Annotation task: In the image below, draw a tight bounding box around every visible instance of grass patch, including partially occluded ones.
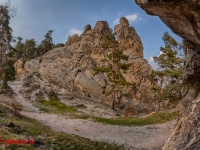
[0,115,54,137]
[0,103,124,150]
[6,144,36,150]
[92,112,179,126]
[35,96,77,114]
[49,134,123,150]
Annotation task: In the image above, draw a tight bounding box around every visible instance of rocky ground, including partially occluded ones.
[0,80,176,150]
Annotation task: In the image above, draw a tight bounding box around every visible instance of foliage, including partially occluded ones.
[11,30,55,68]
[23,39,37,59]
[93,29,135,109]
[54,43,64,48]
[150,32,184,111]
[37,30,54,55]
[0,2,16,91]
[12,37,24,61]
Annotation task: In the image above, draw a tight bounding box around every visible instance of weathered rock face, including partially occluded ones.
[163,94,200,150]
[17,17,154,113]
[135,0,200,46]
[135,0,200,149]
[115,17,143,58]
[14,59,24,78]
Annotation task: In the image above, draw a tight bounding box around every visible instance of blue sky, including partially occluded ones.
[1,0,182,69]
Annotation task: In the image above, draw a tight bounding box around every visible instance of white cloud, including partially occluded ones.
[113,18,119,25]
[149,57,154,62]
[160,51,164,55]
[113,13,142,25]
[125,13,139,22]
[148,57,159,69]
[69,28,82,35]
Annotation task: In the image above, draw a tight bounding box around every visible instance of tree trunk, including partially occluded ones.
[112,87,115,110]
[158,76,164,112]
[112,56,116,110]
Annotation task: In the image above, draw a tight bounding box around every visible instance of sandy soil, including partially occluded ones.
[1,80,176,150]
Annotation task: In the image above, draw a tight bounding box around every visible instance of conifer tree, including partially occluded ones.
[12,37,24,61]
[150,32,184,111]
[54,43,64,48]
[94,29,135,110]
[23,39,37,60]
[37,30,54,55]
[0,2,16,92]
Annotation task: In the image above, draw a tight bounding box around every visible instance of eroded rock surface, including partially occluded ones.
[15,17,154,113]
[163,94,200,150]
[135,0,200,46]
[135,0,200,149]
[16,17,154,113]
[115,17,143,58]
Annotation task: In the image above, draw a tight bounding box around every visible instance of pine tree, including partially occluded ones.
[12,37,24,61]
[93,29,135,110]
[23,39,37,60]
[0,2,16,91]
[37,30,54,55]
[54,43,64,48]
[150,32,184,111]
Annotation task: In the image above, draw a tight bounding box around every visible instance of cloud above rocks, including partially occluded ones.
[69,28,83,35]
[125,13,139,22]
[113,18,119,25]
[113,13,141,25]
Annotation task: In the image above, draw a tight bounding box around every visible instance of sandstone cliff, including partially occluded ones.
[16,17,154,114]
[135,0,200,149]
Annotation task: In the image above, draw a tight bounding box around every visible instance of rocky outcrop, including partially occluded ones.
[14,59,24,78]
[163,94,200,150]
[135,0,200,149]
[16,17,154,113]
[135,0,200,46]
[115,17,143,58]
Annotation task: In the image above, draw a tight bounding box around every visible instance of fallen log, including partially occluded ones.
[140,112,156,119]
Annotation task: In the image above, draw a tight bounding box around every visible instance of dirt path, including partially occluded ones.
[6,81,175,150]
[8,81,39,112]
[23,111,175,149]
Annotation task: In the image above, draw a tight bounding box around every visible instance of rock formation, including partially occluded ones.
[115,17,143,58]
[16,17,154,114]
[135,0,200,149]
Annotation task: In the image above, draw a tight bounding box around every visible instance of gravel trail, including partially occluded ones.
[4,81,175,150]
